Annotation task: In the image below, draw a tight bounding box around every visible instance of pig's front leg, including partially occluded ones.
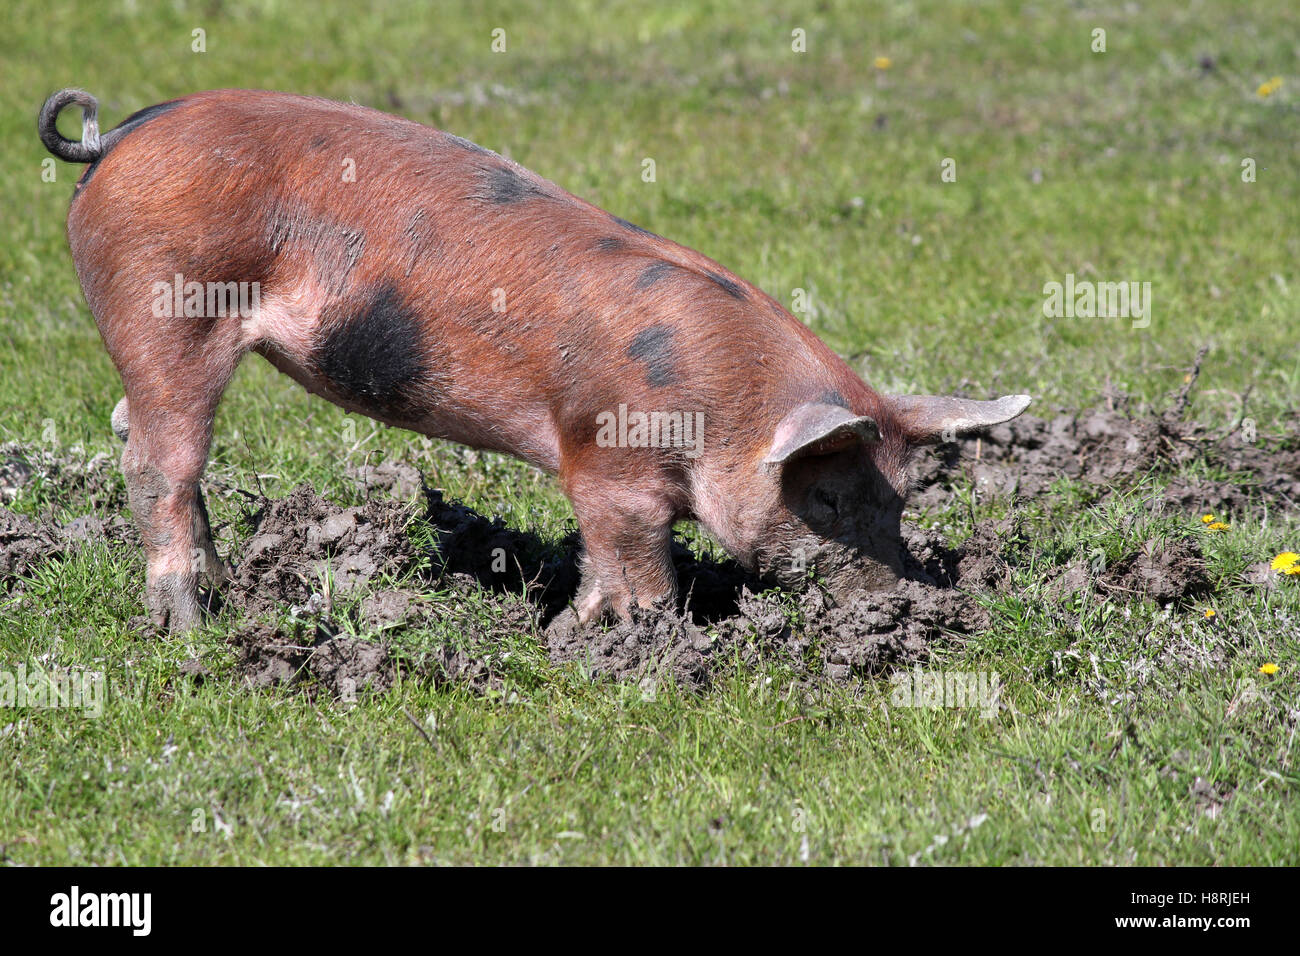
[564,474,679,623]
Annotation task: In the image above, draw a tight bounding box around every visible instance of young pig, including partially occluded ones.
[38,88,1030,632]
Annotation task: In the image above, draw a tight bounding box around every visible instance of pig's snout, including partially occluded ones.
[756,520,905,602]
[820,544,904,602]
[816,524,906,602]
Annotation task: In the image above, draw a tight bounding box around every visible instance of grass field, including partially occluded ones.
[2,0,1298,865]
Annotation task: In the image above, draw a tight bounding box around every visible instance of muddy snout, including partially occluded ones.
[817,534,906,603]
[760,521,906,602]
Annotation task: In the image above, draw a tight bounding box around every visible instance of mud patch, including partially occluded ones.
[216,482,995,694]
[419,487,990,689]
[807,580,990,681]
[556,518,1216,693]
[226,582,538,698]
[0,443,127,512]
[229,484,417,618]
[0,444,137,589]
[1096,538,1211,606]
[0,444,146,592]
[545,602,715,688]
[210,476,1221,695]
[0,504,139,593]
[546,571,989,691]
[221,485,541,696]
[0,508,61,584]
[1044,537,1213,608]
[910,364,1300,514]
[229,620,399,699]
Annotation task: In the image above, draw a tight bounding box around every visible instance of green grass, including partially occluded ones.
[1,0,1298,864]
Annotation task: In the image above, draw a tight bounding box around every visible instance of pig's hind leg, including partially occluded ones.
[112,396,228,597]
[103,314,245,631]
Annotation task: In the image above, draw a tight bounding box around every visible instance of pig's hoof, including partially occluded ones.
[149,604,201,634]
[543,606,584,644]
[127,613,164,636]
[145,584,207,634]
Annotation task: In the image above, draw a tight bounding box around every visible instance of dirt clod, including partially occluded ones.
[910,403,1299,514]
[0,507,61,584]
[1097,538,1211,606]
[229,619,399,698]
[229,484,416,617]
[546,575,987,691]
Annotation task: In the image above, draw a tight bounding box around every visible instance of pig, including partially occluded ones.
[38,88,1030,632]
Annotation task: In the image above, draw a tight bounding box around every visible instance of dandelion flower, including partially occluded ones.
[1204,608,1216,619]
[1257,76,1283,98]
[874,56,892,70]
[1206,521,1229,532]
[1259,663,1279,675]
[1271,552,1300,575]
[1201,514,1216,524]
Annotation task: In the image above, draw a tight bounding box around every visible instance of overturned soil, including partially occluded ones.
[215,482,1006,693]
[1,442,128,513]
[2,362,1293,696]
[230,484,418,618]
[910,392,1300,515]
[0,445,138,589]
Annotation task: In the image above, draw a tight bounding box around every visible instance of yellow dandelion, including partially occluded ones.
[1257,76,1283,98]
[1204,608,1216,619]
[1271,552,1300,575]
[1201,514,1217,525]
[1206,521,1229,532]
[874,56,892,70]
[1259,663,1279,675]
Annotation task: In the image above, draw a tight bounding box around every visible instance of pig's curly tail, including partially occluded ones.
[38,88,102,163]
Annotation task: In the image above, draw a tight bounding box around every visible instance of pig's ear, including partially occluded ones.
[891,394,1032,444]
[763,403,881,466]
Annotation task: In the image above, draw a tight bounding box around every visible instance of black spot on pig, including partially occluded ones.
[628,324,678,387]
[820,389,849,409]
[478,164,548,204]
[315,285,428,409]
[705,270,746,300]
[77,99,182,194]
[103,100,182,145]
[636,261,677,289]
[613,216,660,240]
[595,236,625,252]
[445,133,492,156]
